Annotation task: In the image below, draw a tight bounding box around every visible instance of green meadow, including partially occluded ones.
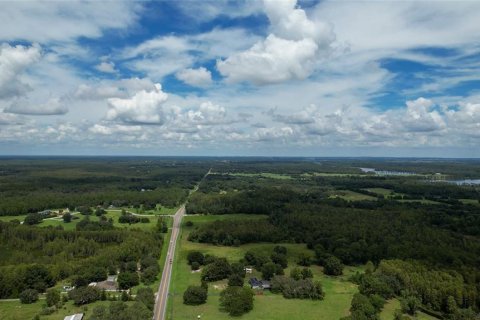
[167,214,360,320]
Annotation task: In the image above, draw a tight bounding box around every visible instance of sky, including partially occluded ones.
[0,0,480,157]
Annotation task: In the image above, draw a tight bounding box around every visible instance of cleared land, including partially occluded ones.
[167,214,360,320]
[329,190,377,201]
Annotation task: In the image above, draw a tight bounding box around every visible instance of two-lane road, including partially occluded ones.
[153,205,185,320]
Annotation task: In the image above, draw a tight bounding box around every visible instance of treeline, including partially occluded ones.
[0,187,187,216]
[187,185,480,236]
[345,259,479,318]
[0,221,163,299]
[188,219,283,245]
[0,158,212,216]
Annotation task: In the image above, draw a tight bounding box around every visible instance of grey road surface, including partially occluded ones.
[153,205,185,320]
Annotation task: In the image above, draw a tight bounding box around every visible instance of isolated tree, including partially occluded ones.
[46,288,60,307]
[183,286,207,305]
[201,258,231,282]
[63,212,72,223]
[220,286,254,316]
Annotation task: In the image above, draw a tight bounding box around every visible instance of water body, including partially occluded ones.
[359,168,416,176]
[447,179,480,185]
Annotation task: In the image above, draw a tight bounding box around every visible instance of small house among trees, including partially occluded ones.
[248,277,270,290]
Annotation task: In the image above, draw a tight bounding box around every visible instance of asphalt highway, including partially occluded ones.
[153,205,185,320]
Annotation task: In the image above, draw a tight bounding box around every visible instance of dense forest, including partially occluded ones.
[0,158,211,215]
[0,221,164,299]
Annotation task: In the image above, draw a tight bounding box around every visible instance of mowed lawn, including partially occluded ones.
[36,210,170,231]
[167,214,359,320]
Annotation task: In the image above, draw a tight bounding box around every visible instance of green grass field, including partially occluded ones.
[0,215,27,223]
[303,172,367,177]
[380,299,439,320]
[364,188,395,196]
[167,214,360,320]
[329,190,377,201]
[35,211,170,231]
[123,205,179,215]
[459,199,480,206]
[227,172,293,180]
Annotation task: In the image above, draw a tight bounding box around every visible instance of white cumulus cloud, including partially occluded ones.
[176,67,213,88]
[217,0,334,84]
[95,61,117,73]
[5,97,67,115]
[0,43,41,99]
[106,83,168,124]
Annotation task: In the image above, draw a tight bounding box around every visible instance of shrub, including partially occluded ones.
[46,288,60,307]
[191,262,200,271]
[24,213,43,225]
[136,287,155,311]
[19,289,39,304]
[187,251,205,266]
[273,245,287,255]
[270,276,324,300]
[68,286,100,305]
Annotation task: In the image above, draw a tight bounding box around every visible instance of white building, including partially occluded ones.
[64,314,83,320]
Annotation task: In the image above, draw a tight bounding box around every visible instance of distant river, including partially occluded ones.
[447,179,480,185]
[359,167,416,176]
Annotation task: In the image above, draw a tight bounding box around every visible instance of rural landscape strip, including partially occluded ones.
[153,169,210,320]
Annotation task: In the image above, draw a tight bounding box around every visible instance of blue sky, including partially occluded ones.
[0,0,479,157]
